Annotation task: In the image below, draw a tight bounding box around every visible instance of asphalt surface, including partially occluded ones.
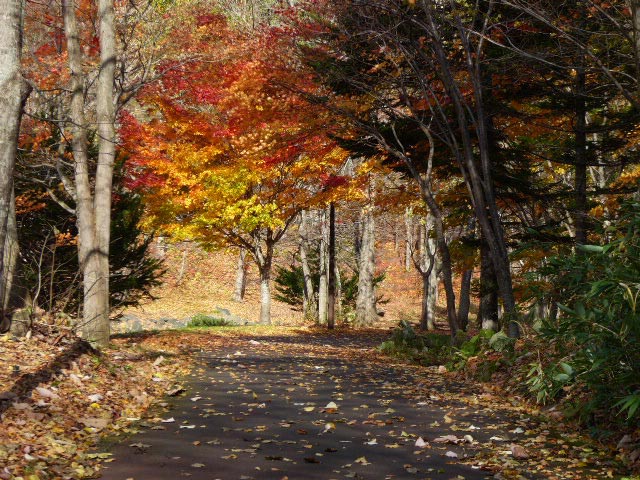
[99,335,509,480]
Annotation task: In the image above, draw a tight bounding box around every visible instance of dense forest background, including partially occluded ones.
[1,0,639,447]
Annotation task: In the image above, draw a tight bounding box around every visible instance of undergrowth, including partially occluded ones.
[186,313,231,327]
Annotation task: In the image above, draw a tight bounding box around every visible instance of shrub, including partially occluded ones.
[532,200,640,425]
[273,256,387,315]
[187,314,230,327]
[378,320,452,365]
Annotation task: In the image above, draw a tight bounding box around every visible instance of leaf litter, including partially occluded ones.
[1,327,632,479]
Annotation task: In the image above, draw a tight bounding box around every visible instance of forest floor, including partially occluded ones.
[1,326,632,480]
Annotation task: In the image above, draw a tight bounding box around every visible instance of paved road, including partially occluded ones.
[99,334,515,479]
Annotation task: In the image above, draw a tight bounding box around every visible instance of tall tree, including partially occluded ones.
[122,12,350,324]
[62,0,116,347]
[0,0,29,323]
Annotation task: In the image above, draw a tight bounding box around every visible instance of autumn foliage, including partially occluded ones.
[120,11,352,247]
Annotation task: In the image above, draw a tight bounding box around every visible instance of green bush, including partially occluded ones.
[533,200,640,424]
[273,256,387,315]
[378,320,452,365]
[187,314,230,327]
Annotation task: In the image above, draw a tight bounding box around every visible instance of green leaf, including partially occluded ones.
[559,362,573,376]
[577,244,604,253]
[553,373,570,383]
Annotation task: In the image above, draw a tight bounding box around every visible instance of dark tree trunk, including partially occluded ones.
[233,247,248,302]
[574,64,589,247]
[299,211,316,319]
[327,202,336,329]
[457,268,473,331]
[478,238,499,331]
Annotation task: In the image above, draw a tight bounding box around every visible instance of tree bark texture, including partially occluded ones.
[253,237,274,325]
[327,202,336,330]
[418,4,518,337]
[355,207,378,327]
[457,268,473,331]
[317,208,329,325]
[573,64,589,247]
[63,0,116,347]
[418,216,438,331]
[233,247,248,302]
[0,0,25,322]
[404,208,413,272]
[478,238,499,331]
[299,211,316,319]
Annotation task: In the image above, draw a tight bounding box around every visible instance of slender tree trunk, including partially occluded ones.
[175,248,188,286]
[574,64,589,247]
[404,208,413,272]
[457,217,475,331]
[427,8,519,337]
[299,211,316,319]
[630,0,640,89]
[0,0,26,324]
[457,268,473,331]
[1,191,18,314]
[424,195,458,340]
[318,208,328,325]
[63,0,99,341]
[355,206,378,327]
[233,247,247,302]
[327,202,336,329]
[63,0,116,347]
[87,0,116,346]
[418,215,438,331]
[0,191,26,335]
[335,261,343,320]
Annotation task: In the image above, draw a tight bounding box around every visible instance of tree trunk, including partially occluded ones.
[427,9,519,337]
[404,208,413,272]
[574,64,589,247]
[425,196,458,340]
[457,217,475,331]
[64,0,98,341]
[0,191,23,334]
[478,238,499,331]
[327,202,336,329]
[89,0,117,346]
[299,211,316,319]
[632,0,640,89]
[457,268,473,331]
[63,0,115,348]
[355,207,378,327]
[233,247,248,302]
[254,239,274,325]
[335,261,343,320]
[0,0,26,324]
[318,208,328,325]
[1,190,18,314]
[259,267,271,325]
[418,215,438,331]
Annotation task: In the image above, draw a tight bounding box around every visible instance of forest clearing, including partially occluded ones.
[1,0,640,478]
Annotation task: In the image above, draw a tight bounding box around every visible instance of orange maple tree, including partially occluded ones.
[121,11,354,324]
